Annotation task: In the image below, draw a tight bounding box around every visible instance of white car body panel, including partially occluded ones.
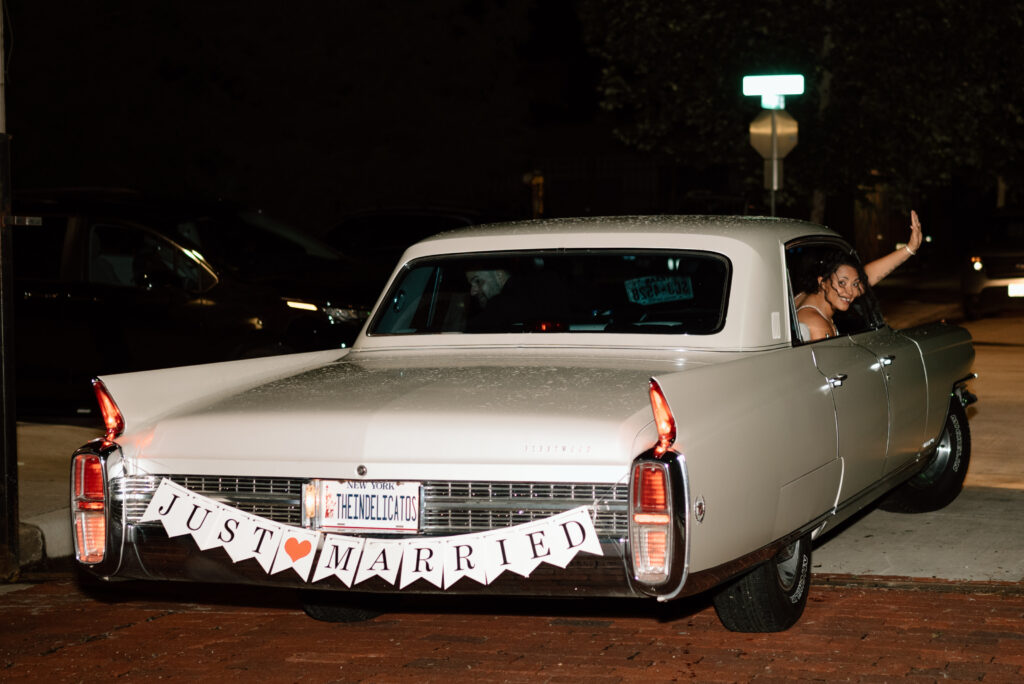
[73,215,976,618]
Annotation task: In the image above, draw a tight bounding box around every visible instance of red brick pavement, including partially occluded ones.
[1,575,1022,682]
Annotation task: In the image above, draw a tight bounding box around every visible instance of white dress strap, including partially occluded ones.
[796,304,838,338]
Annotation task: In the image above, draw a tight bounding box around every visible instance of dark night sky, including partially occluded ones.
[9,1,1016,248]
[6,1,622,232]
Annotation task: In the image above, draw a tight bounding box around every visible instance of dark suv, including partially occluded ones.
[11,189,375,418]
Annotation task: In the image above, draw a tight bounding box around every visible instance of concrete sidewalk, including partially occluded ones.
[17,422,100,567]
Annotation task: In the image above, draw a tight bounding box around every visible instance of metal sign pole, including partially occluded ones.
[0,137,13,578]
[0,0,18,578]
[770,110,778,217]
[743,74,804,218]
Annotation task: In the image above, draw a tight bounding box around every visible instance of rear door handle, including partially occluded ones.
[828,373,848,388]
[881,355,895,366]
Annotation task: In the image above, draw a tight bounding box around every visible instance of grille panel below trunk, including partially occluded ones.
[119,475,629,538]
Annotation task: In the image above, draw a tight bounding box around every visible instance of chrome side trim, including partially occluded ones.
[657,449,691,601]
[831,454,929,525]
[677,510,832,598]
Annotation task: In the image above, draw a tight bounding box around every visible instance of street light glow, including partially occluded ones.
[742,74,805,110]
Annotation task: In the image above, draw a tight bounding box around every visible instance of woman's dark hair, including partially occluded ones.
[792,249,867,295]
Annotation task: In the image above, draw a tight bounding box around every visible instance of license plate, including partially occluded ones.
[1009,284,1024,297]
[317,480,421,533]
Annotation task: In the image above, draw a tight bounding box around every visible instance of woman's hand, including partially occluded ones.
[907,210,923,254]
[864,210,924,286]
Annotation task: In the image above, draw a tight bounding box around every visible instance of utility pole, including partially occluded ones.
[0,0,20,579]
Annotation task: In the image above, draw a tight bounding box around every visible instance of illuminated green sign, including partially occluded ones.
[742,74,805,110]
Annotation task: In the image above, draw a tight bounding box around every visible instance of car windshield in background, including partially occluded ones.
[170,210,348,281]
[369,249,731,335]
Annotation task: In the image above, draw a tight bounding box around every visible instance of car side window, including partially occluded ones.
[88,223,214,293]
[785,240,884,344]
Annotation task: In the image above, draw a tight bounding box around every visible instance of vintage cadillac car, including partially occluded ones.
[71,216,976,632]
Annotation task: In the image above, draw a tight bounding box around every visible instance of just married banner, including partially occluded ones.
[141,478,603,588]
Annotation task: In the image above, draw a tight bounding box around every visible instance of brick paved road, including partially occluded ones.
[1,576,1022,682]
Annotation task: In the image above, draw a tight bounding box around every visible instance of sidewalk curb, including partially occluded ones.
[18,523,43,567]
[19,510,73,567]
[815,573,1024,595]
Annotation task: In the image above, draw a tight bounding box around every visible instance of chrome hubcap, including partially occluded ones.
[915,419,955,487]
[774,541,800,591]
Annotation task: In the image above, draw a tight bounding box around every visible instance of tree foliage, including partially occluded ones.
[578,0,1024,216]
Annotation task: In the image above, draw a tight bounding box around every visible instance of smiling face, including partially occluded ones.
[819,264,862,312]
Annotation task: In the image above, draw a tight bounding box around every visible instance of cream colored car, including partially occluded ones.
[71,216,976,632]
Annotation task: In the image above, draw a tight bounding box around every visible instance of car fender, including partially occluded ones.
[651,345,840,572]
[99,348,348,433]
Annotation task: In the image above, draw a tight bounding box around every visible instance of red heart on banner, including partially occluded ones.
[284,537,312,562]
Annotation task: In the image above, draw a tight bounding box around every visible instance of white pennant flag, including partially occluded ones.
[499,519,557,578]
[141,480,603,590]
[354,539,403,586]
[142,480,215,539]
[191,502,237,551]
[311,535,365,586]
[270,527,321,581]
[219,510,270,564]
[141,479,196,537]
[247,519,287,573]
[400,538,446,589]
[545,506,604,568]
[140,479,185,523]
[441,535,489,589]
[479,529,520,583]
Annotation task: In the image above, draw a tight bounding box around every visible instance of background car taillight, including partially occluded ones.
[72,453,106,564]
[630,461,672,584]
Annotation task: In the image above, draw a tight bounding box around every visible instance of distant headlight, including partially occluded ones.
[970,257,983,271]
[285,299,370,323]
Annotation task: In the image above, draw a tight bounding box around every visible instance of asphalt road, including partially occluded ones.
[813,309,1024,582]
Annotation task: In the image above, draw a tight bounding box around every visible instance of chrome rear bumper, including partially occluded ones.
[109,525,640,598]
[80,452,641,597]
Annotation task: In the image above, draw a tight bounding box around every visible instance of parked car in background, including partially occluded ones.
[71,215,975,632]
[961,209,1024,318]
[11,189,376,419]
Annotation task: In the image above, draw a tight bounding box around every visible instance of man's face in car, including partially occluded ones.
[466,269,509,307]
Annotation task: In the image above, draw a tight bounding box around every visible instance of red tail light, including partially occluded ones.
[630,461,673,584]
[649,379,676,456]
[72,453,107,564]
[92,379,125,440]
[74,455,105,509]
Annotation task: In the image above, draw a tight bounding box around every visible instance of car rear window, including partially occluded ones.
[368,249,731,335]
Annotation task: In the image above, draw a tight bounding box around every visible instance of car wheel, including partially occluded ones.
[299,591,383,623]
[712,533,811,632]
[878,398,970,513]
